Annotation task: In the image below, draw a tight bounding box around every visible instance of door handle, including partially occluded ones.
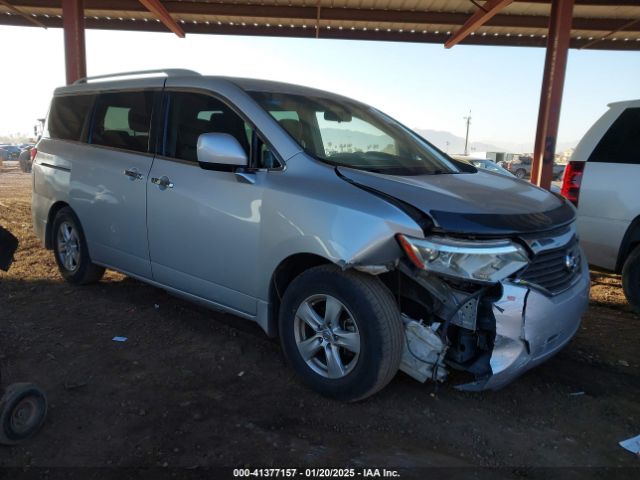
[124,169,143,180]
[151,176,174,189]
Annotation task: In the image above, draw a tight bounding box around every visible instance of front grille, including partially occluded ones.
[516,237,581,295]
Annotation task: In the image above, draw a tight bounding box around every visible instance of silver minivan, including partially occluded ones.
[32,70,590,401]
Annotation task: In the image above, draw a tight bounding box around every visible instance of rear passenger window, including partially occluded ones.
[91,91,154,153]
[47,95,94,141]
[165,92,252,163]
[589,108,640,164]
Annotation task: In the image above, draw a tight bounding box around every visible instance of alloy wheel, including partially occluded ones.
[56,222,80,272]
[293,294,361,379]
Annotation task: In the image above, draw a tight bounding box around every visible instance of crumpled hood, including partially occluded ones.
[337,167,575,236]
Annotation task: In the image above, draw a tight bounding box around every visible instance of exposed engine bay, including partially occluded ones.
[393,260,499,389]
[372,229,589,391]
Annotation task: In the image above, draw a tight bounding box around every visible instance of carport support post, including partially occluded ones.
[531,0,574,189]
[62,0,86,85]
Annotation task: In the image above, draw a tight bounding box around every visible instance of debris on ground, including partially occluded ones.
[619,434,640,455]
[64,378,89,391]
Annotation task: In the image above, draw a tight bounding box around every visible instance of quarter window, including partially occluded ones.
[47,94,95,141]
[91,91,154,153]
[589,108,640,164]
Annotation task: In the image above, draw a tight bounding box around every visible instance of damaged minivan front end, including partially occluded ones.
[393,225,589,390]
[336,166,590,391]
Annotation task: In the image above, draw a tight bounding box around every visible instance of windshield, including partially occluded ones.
[249,91,459,176]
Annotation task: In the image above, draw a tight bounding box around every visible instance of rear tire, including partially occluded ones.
[515,168,526,179]
[52,207,105,284]
[278,265,403,402]
[18,157,30,173]
[622,245,640,314]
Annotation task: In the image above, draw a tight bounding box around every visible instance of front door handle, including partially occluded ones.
[124,169,143,180]
[151,176,174,189]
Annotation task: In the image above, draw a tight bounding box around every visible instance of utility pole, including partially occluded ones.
[463,111,472,155]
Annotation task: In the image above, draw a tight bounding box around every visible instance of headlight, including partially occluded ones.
[397,234,530,284]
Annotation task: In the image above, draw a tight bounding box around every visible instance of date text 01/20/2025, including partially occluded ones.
[233,468,401,478]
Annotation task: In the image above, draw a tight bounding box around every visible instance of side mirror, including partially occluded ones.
[197,133,248,171]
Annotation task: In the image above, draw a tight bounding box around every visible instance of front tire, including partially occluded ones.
[52,207,105,284]
[515,168,526,179]
[622,245,640,314]
[279,265,403,402]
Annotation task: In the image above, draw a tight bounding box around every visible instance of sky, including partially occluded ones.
[0,25,639,150]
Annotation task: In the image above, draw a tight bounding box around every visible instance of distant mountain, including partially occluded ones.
[320,127,504,155]
[413,129,504,154]
[413,128,577,155]
[317,126,575,156]
[320,128,394,152]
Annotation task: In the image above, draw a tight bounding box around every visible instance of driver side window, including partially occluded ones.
[164,92,280,169]
[165,92,251,163]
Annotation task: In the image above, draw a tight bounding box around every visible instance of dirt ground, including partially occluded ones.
[0,160,639,477]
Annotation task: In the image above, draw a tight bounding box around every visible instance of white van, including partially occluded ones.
[562,100,640,312]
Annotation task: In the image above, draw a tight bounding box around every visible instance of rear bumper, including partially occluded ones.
[457,257,590,391]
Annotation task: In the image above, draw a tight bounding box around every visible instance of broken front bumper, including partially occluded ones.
[457,257,590,391]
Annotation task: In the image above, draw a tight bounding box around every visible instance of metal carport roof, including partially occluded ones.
[1,1,640,50]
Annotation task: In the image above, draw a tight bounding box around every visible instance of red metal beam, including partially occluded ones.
[62,0,86,84]
[525,0,637,5]
[531,0,575,189]
[0,0,46,28]
[580,18,640,49]
[138,0,184,37]
[445,0,514,49]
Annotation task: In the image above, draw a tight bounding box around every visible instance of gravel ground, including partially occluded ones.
[0,161,639,478]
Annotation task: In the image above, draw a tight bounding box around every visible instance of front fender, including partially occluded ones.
[255,154,424,301]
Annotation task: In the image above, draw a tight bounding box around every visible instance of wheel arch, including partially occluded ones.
[616,215,640,273]
[45,201,71,249]
[266,253,333,337]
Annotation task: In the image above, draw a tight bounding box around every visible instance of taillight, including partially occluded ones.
[560,161,585,207]
[30,148,37,161]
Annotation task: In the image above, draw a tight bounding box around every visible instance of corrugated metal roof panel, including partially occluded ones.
[1,0,639,50]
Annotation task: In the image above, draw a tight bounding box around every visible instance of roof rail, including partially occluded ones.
[73,69,200,85]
